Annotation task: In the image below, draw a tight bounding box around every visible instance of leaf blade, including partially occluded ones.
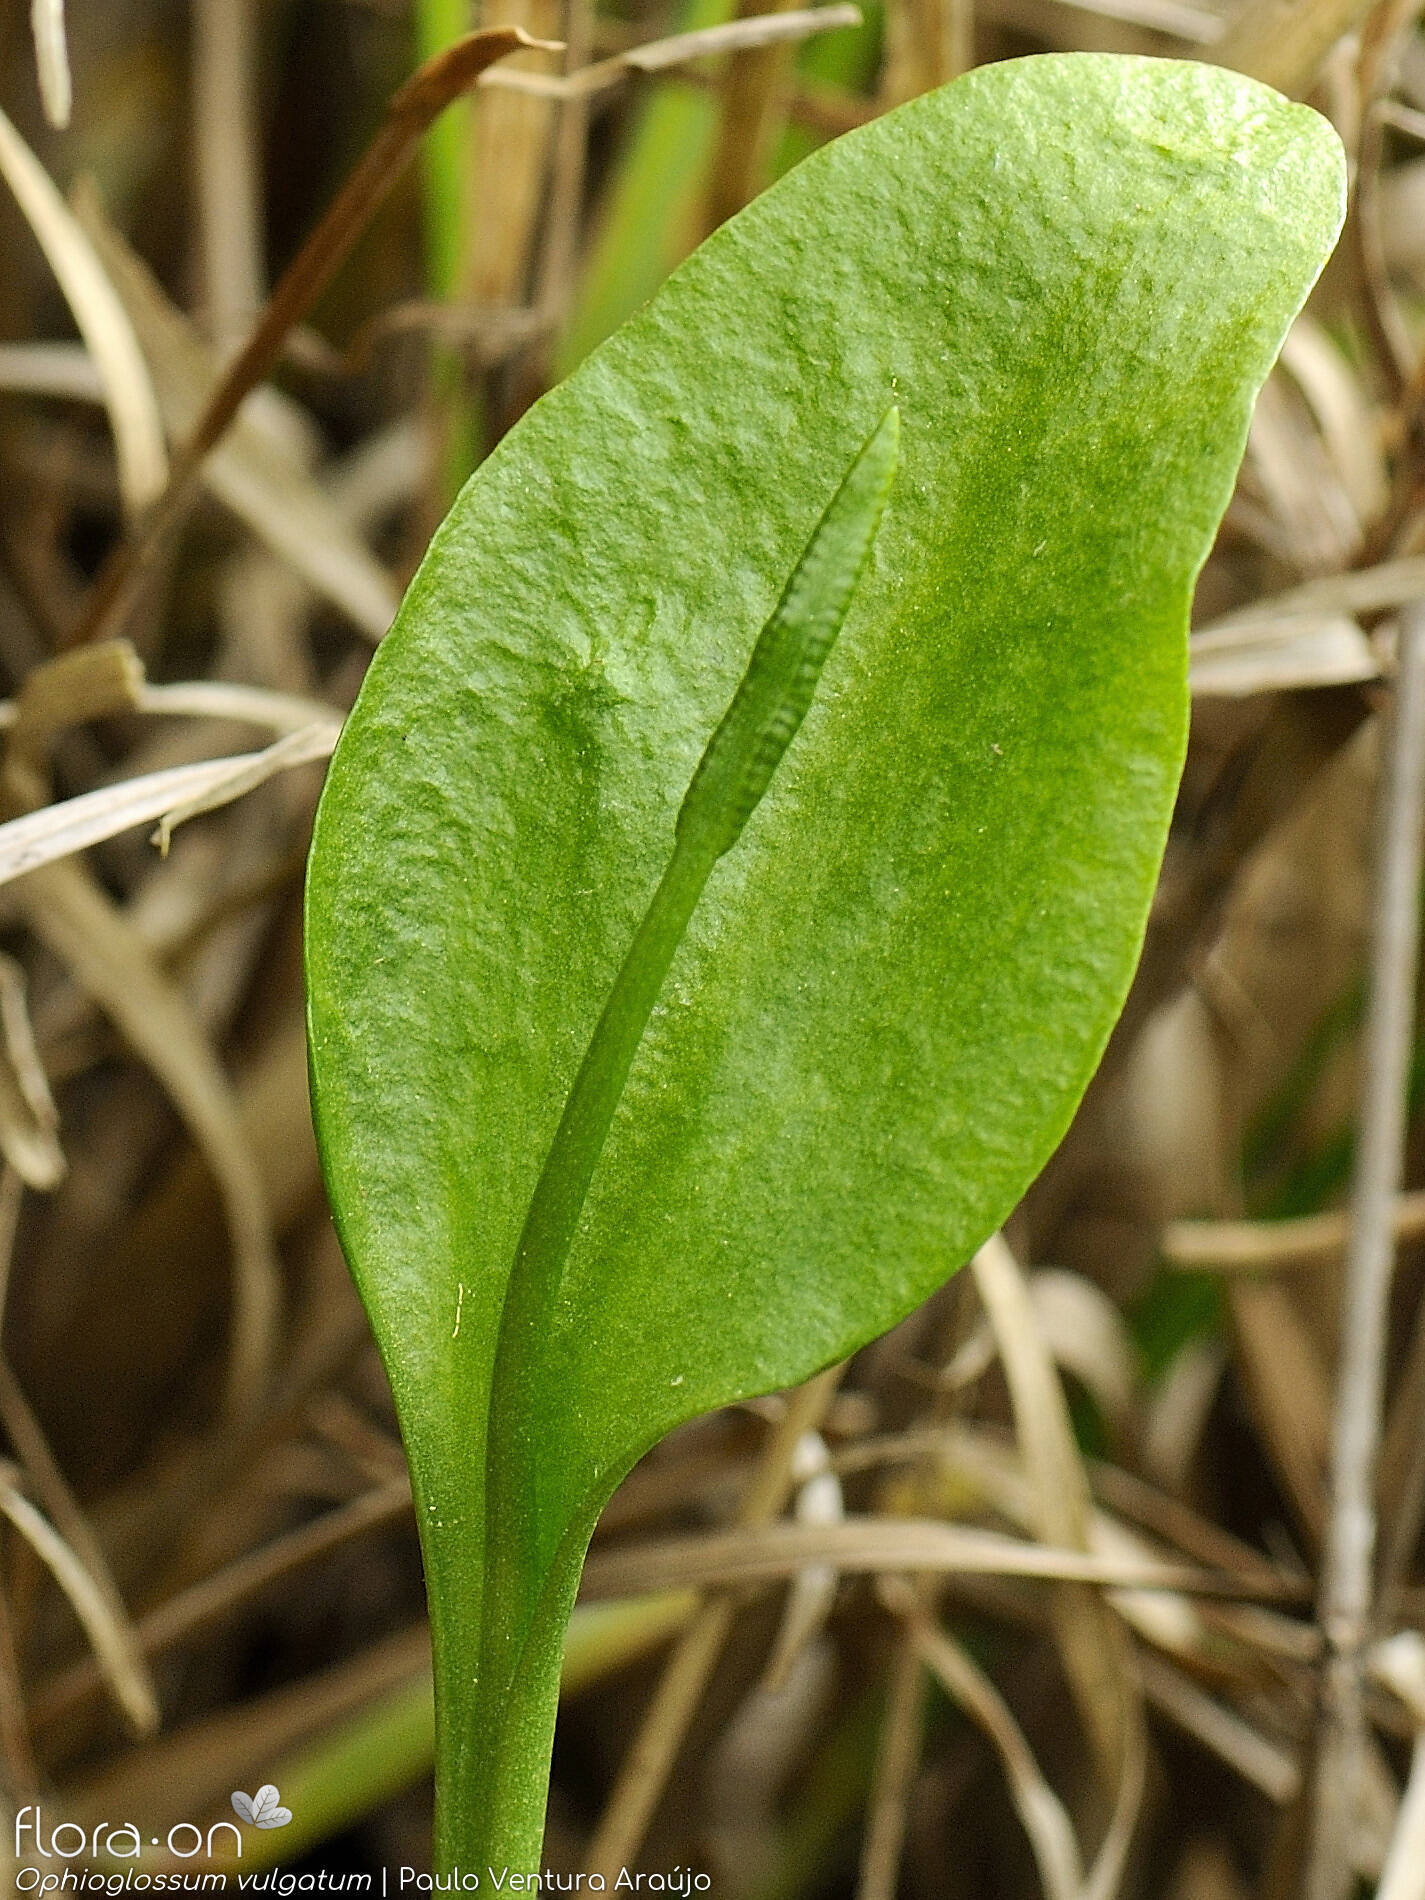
[306,51,1345,1872]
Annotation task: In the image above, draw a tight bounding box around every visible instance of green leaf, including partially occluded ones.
[305,52,1343,1876]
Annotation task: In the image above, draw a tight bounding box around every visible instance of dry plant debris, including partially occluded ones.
[3,0,1425,1895]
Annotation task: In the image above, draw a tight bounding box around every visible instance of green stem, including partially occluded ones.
[415,0,482,497]
[451,407,900,1874]
[477,839,718,1750]
[415,0,470,304]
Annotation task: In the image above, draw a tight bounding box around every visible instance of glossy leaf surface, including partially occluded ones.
[306,53,1343,1873]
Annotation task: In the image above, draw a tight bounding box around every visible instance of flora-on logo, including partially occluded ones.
[232,1787,293,1830]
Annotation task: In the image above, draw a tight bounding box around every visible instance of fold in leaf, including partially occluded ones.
[306,53,1344,1874]
[479,407,898,1847]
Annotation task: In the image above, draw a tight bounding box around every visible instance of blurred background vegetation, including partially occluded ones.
[0,0,1424,1894]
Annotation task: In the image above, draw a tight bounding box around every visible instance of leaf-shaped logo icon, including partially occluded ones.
[231,1786,292,1829]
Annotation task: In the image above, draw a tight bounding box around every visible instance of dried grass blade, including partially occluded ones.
[1137,1650,1299,1803]
[841,1423,1292,1602]
[29,0,71,128]
[0,1167,24,1328]
[1054,0,1222,37]
[486,6,863,98]
[1371,1635,1425,1900]
[0,1362,158,1732]
[1278,318,1386,523]
[14,861,282,1414]
[884,1578,1082,1900]
[1227,1281,1330,1540]
[1210,0,1376,93]
[0,956,63,1189]
[586,1370,842,1883]
[1377,1739,1425,1900]
[0,340,102,399]
[703,0,808,231]
[1310,600,1425,1900]
[586,1599,736,1883]
[73,201,399,641]
[1162,1198,1425,1271]
[1083,1709,1147,1900]
[32,1480,414,1727]
[1189,616,1378,697]
[68,25,548,647]
[0,729,337,890]
[1197,557,1425,639]
[857,1626,926,1900]
[192,23,554,441]
[0,673,336,737]
[879,0,969,107]
[132,682,342,735]
[9,641,146,756]
[0,110,166,514]
[580,1518,1297,1600]
[972,1234,1138,1789]
[0,320,401,646]
[1142,1340,1227,1495]
[192,0,265,350]
[762,1430,843,1689]
[0,1579,37,1803]
[0,1473,157,1734]
[0,1192,36,1803]
[537,0,593,367]
[212,418,426,689]
[971,1235,1092,1532]
[630,3,860,67]
[920,1425,1213,1663]
[1244,375,1358,573]
[1028,1269,1137,1437]
[465,6,565,321]
[65,1624,434,1831]
[150,723,338,851]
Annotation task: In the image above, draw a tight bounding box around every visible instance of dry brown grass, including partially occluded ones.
[1,0,1424,1894]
